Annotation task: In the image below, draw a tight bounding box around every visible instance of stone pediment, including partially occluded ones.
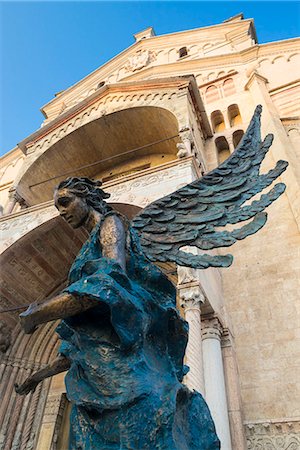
[41,18,256,124]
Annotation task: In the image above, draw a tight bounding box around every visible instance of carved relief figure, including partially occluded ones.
[15,106,287,449]
[125,49,156,72]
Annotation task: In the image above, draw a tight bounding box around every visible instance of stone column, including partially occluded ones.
[226,135,235,154]
[202,316,232,450]
[4,188,18,215]
[3,187,28,215]
[221,329,247,450]
[178,282,205,395]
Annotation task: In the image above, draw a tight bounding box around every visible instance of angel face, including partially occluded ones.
[54,187,90,229]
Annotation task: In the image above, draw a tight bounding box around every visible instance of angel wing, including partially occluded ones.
[131,105,288,269]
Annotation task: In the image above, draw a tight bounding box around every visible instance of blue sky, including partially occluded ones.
[1,1,299,156]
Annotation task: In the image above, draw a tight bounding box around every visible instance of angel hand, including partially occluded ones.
[15,376,39,395]
[19,305,39,334]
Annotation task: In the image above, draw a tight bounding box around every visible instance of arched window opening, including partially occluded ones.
[215,136,230,164]
[228,104,242,127]
[211,110,225,132]
[205,85,220,103]
[223,78,236,97]
[179,47,188,58]
[233,130,244,148]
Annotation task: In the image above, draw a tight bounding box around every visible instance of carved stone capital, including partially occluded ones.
[177,264,198,284]
[7,187,27,210]
[178,283,205,311]
[221,328,233,348]
[14,191,28,209]
[201,315,223,341]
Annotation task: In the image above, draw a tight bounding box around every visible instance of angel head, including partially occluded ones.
[54,177,111,228]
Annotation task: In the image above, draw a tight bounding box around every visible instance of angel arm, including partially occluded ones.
[19,292,99,334]
[19,215,127,335]
[100,214,126,271]
[15,355,70,395]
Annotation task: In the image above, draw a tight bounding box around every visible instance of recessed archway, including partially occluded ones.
[17,106,180,206]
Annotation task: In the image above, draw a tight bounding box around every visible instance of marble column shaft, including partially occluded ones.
[178,283,205,396]
[202,316,232,450]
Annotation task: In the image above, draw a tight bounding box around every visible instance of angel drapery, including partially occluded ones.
[132,105,288,269]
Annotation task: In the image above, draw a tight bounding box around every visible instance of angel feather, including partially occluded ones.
[132,105,288,269]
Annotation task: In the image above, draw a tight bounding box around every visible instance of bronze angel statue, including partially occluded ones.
[16,106,287,450]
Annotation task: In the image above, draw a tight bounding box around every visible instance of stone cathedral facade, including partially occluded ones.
[0,14,299,450]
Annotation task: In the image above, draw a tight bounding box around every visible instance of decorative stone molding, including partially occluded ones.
[0,355,47,371]
[201,315,223,341]
[0,321,11,353]
[52,394,69,449]
[245,419,300,450]
[176,130,194,158]
[43,394,65,424]
[18,87,188,160]
[178,283,205,311]
[0,202,57,253]
[106,158,199,206]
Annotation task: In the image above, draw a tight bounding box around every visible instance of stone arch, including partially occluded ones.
[257,58,271,67]
[271,55,286,64]
[288,127,300,137]
[223,78,236,97]
[203,43,213,53]
[211,110,226,132]
[189,45,198,55]
[287,52,299,62]
[16,105,180,206]
[232,129,244,148]
[227,104,242,127]
[215,136,230,164]
[168,48,177,62]
[0,320,60,450]
[205,85,220,103]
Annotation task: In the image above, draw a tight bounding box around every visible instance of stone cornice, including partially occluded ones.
[35,36,299,133]
[40,19,255,112]
[198,71,238,88]
[269,78,300,94]
[244,70,269,90]
[0,156,200,223]
[18,76,193,153]
[0,198,55,223]
[121,40,300,84]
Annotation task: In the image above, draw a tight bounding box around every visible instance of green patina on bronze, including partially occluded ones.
[15,106,287,449]
[132,105,288,268]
